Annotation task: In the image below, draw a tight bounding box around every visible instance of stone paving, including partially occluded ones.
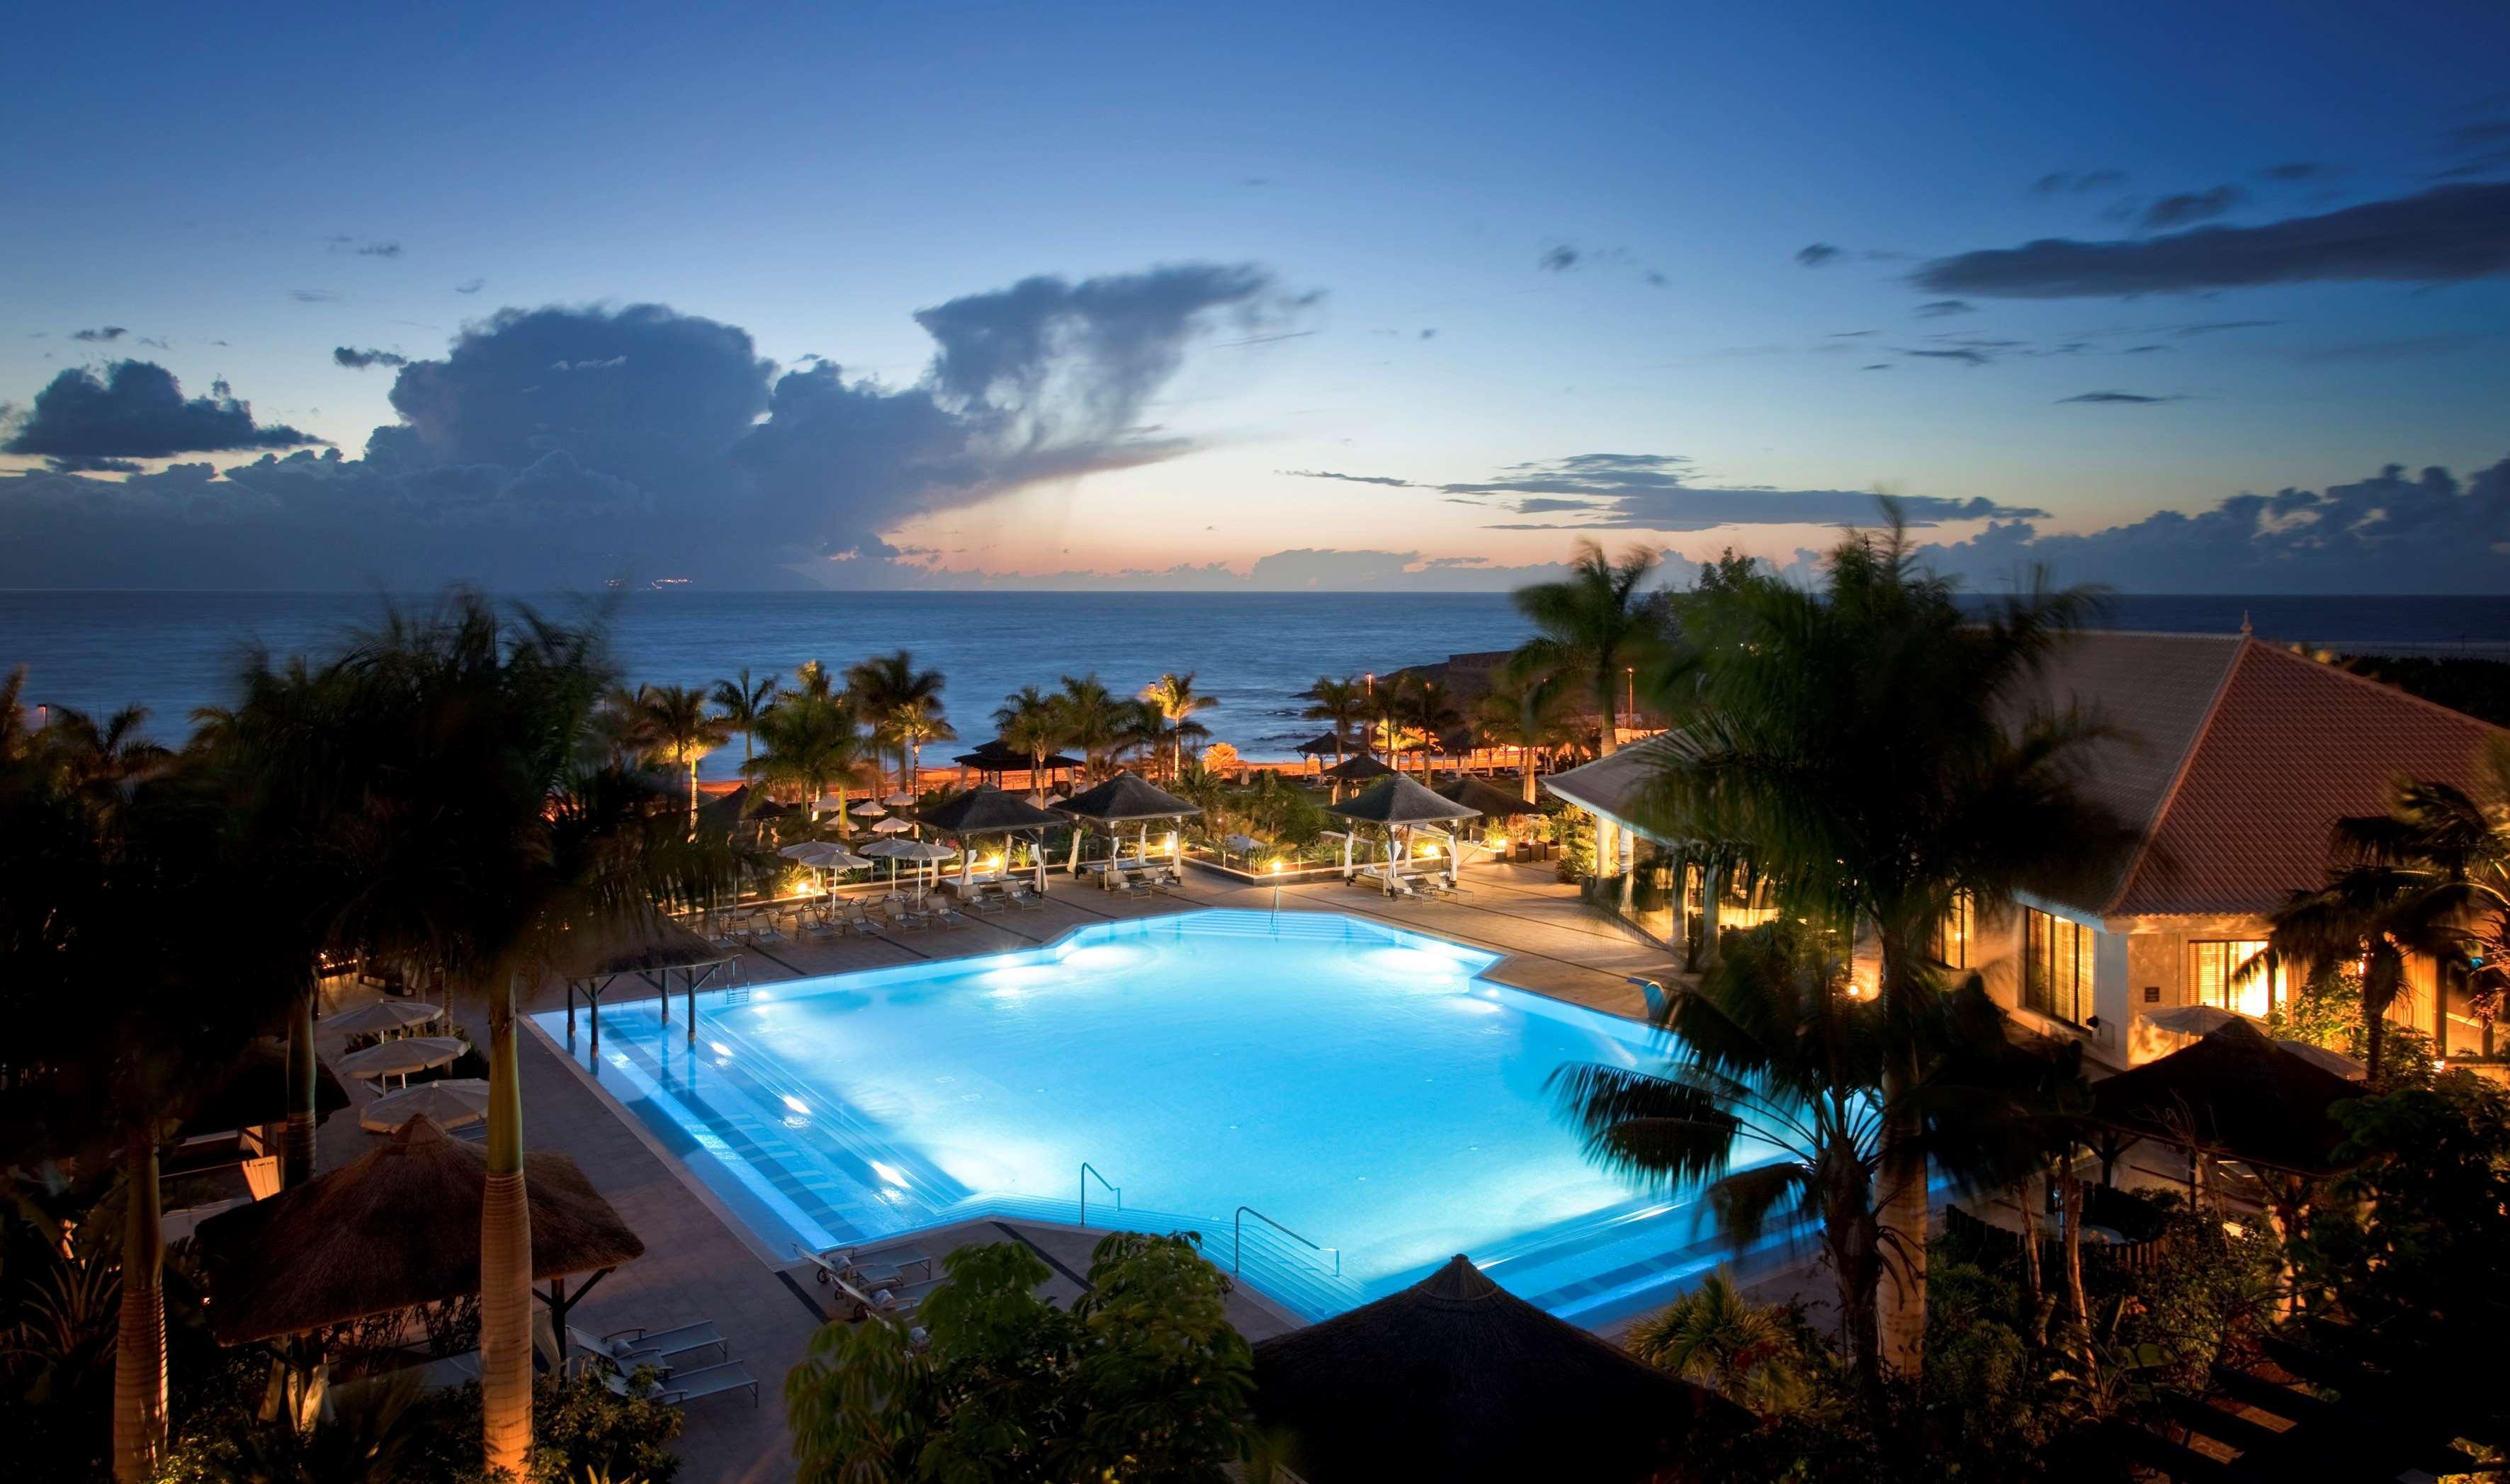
[308,860,1698,1482]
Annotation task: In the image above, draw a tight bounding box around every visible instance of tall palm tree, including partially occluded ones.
[793,658,838,698]
[1408,678,1460,782]
[40,703,176,808]
[1299,675,1368,771]
[847,651,946,795]
[747,691,872,831]
[0,663,33,761]
[1506,540,1670,759]
[1639,502,2132,1379]
[711,667,781,768]
[1053,674,1129,781]
[888,698,958,804]
[631,683,733,817]
[278,593,733,1477]
[994,685,1065,803]
[1474,672,1576,805]
[1139,672,1220,778]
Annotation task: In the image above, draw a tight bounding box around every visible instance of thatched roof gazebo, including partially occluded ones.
[1318,752,1395,783]
[1327,774,1482,885]
[558,918,738,1051]
[919,784,1065,895]
[1056,771,1202,876]
[954,740,1082,791]
[194,1117,643,1357]
[1252,1255,1746,1484]
[1435,772,1538,820]
[2085,1018,2365,1182]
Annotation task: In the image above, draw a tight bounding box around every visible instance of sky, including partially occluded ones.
[1,0,2506,593]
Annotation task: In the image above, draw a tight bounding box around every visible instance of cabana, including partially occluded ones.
[1327,774,1481,888]
[1295,732,1350,772]
[953,740,1082,794]
[1056,771,1202,879]
[195,1116,645,1366]
[1252,1254,1745,1484]
[1318,751,1395,801]
[1435,772,1538,822]
[918,784,1063,897]
[560,919,739,1051]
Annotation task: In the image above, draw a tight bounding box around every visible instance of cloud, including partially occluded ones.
[1795,243,1841,267]
[2170,319,2277,336]
[1901,347,1990,365]
[2259,162,2335,182]
[1915,183,2510,297]
[2056,390,2186,404]
[70,326,128,342]
[1538,245,1579,272]
[1828,329,1874,337]
[455,278,485,294]
[1417,452,2042,531]
[0,265,1309,587]
[1279,468,1420,487]
[1419,327,1437,340]
[358,241,402,257]
[2125,344,2171,353]
[2032,169,2128,195]
[1909,457,2510,593]
[2436,120,2510,179]
[2141,185,2244,229]
[333,346,408,370]
[1916,299,1974,317]
[289,289,339,303]
[1,361,324,468]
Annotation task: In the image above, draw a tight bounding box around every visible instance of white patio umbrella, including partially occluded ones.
[337,1036,468,1089]
[2276,1039,2368,1080]
[359,1077,491,1133]
[849,799,888,817]
[882,789,916,807]
[870,815,914,834]
[2142,1004,2244,1037]
[861,837,954,899]
[325,1000,443,1038]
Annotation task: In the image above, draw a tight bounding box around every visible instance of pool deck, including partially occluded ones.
[310,863,1695,1483]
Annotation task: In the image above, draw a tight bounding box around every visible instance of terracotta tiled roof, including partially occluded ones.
[2101,637,2506,918]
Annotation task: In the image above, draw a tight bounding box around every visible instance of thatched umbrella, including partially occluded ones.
[1318,752,1395,783]
[195,1116,644,1352]
[1435,772,1536,822]
[920,785,1065,895]
[954,740,1082,791]
[1252,1255,1745,1484]
[179,1038,350,1140]
[1056,771,1202,876]
[1327,774,1481,885]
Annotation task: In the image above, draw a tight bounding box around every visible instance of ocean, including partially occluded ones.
[1,590,2503,775]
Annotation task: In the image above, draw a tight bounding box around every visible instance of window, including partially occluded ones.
[2190,939,2272,1019]
[2024,908,2093,1025]
[1930,894,1973,970]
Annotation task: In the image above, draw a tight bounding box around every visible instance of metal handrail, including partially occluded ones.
[1233,1206,1340,1276]
[1080,1162,1121,1226]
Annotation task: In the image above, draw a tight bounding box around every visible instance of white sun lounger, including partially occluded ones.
[573,1320,728,1370]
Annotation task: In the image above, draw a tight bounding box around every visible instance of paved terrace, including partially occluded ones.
[308,863,1686,1483]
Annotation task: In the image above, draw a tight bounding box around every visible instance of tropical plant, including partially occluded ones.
[1406,677,1460,781]
[710,667,781,768]
[1,663,35,761]
[630,683,733,817]
[1298,675,1369,770]
[848,650,949,796]
[746,690,872,832]
[793,658,838,698]
[1139,672,1220,778]
[1051,674,1129,781]
[785,1233,1253,1483]
[1624,1268,1807,1414]
[993,684,1065,803]
[1639,502,2133,1378]
[1506,540,1670,757]
[1474,672,1578,805]
[37,703,176,810]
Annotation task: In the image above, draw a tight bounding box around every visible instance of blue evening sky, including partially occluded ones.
[2,0,2505,589]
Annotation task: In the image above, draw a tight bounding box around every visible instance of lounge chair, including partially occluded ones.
[655,1359,759,1408]
[1008,885,1044,911]
[883,899,931,933]
[1149,867,1184,895]
[841,902,879,936]
[969,888,1009,914]
[929,902,971,930]
[573,1320,728,1371]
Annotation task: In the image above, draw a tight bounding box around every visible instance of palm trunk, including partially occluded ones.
[2364,1003,2386,1082]
[283,986,317,1187]
[113,1128,166,1483]
[1874,940,1928,1380]
[2057,1160,2096,1380]
[1521,747,1537,805]
[1692,859,1723,973]
[480,971,535,1478]
[688,761,701,820]
[1596,669,1619,758]
[2013,1179,2042,1316]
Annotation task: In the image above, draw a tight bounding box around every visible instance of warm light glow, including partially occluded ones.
[985,854,1002,872]
[1269,858,1284,874]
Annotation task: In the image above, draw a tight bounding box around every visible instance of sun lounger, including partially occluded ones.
[577,1320,728,1370]
[1008,885,1044,911]
[884,900,931,932]
[652,1359,759,1408]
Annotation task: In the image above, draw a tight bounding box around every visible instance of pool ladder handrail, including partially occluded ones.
[1080,1162,1121,1226]
[1233,1205,1340,1277]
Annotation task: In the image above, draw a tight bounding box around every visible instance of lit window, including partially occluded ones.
[1931,894,1972,970]
[2024,908,2093,1025]
[2190,940,2272,1019]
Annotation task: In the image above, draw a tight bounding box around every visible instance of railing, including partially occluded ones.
[1233,1205,1339,1277]
[1080,1162,1121,1226]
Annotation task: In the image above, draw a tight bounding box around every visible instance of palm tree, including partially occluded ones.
[1407,678,1459,782]
[40,703,175,808]
[793,659,838,698]
[1624,1268,1803,1414]
[1139,672,1220,778]
[1506,540,1670,759]
[1299,675,1368,771]
[711,667,781,768]
[847,651,946,795]
[748,691,872,831]
[1053,674,1129,781]
[1639,502,2133,1379]
[994,685,1065,803]
[1474,672,1576,805]
[632,683,733,817]
[0,663,33,761]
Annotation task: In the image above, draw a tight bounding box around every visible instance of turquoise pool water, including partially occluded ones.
[534,909,1773,1320]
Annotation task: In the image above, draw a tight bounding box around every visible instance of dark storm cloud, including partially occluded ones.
[2140,185,2244,229]
[1,361,324,466]
[70,326,128,342]
[0,264,1310,588]
[1916,183,2510,297]
[333,346,408,370]
[1911,458,2510,593]
[1916,299,1973,317]
[2057,390,2186,404]
[1795,243,1841,267]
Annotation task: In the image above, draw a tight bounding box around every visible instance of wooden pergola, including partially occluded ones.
[560,921,739,1051]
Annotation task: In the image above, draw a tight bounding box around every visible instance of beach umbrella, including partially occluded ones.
[324,1000,443,1038]
[883,789,916,808]
[849,799,888,817]
[871,815,914,835]
[2142,1004,2244,1037]
[859,836,939,893]
[336,1036,468,1088]
[359,1078,492,1134]
[780,841,855,868]
[2276,1039,2368,1080]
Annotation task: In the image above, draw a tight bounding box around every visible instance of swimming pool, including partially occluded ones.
[533,909,1777,1320]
